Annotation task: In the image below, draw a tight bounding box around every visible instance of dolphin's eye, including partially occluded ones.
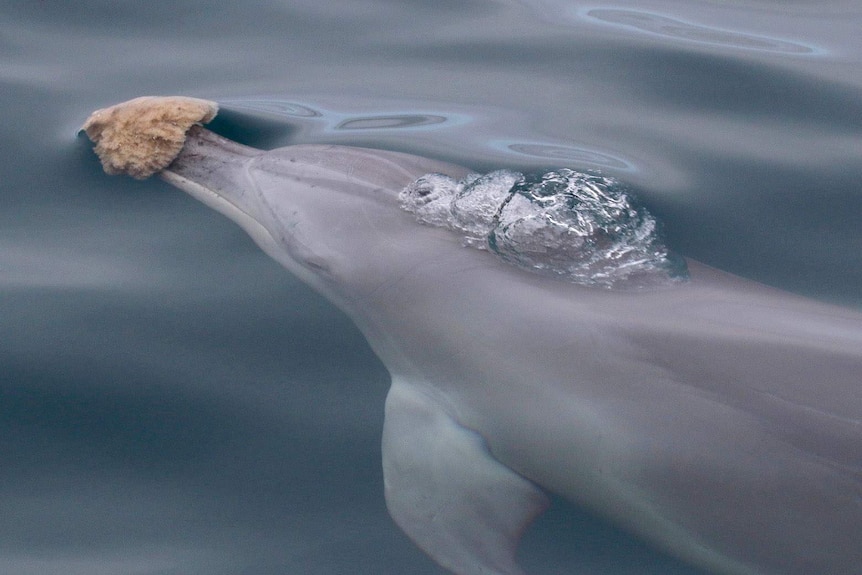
[400,169,689,290]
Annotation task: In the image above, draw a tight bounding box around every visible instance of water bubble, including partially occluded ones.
[400,173,461,228]
[451,170,522,243]
[400,168,688,289]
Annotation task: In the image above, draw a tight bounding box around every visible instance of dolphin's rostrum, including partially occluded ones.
[83,97,862,575]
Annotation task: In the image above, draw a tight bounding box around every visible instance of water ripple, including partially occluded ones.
[335,114,447,130]
[585,9,818,55]
[504,142,633,170]
[221,99,322,118]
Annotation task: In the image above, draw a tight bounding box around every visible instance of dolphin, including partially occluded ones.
[82,97,862,575]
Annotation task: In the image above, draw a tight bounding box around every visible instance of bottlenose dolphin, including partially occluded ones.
[83,97,862,575]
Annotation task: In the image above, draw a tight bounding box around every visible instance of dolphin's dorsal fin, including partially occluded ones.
[382,379,549,575]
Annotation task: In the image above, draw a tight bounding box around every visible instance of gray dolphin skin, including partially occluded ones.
[83,97,862,575]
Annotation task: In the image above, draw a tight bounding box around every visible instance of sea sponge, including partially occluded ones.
[82,96,218,179]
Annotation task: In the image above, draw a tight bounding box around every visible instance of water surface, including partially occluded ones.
[2,1,861,574]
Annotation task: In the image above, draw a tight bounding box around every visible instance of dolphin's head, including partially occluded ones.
[82,96,685,301]
[81,97,473,302]
[161,126,473,300]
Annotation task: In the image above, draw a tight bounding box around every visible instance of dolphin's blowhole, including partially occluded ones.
[400,170,689,289]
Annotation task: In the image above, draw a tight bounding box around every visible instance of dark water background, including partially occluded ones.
[2,1,861,574]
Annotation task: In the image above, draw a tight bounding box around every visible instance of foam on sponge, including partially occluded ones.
[82,96,218,179]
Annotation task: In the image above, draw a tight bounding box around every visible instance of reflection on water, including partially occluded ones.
[221,99,322,118]
[216,100,636,173]
[583,8,819,54]
[221,98,472,142]
[504,142,633,170]
[335,114,447,130]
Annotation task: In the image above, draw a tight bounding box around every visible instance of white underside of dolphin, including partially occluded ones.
[83,98,862,575]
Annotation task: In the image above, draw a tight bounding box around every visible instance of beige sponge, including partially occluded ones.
[82,96,218,179]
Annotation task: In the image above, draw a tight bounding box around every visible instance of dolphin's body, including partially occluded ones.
[83,98,862,575]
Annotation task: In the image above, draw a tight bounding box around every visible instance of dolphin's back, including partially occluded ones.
[410,258,862,575]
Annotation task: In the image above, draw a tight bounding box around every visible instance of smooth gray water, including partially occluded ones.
[2,1,861,574]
